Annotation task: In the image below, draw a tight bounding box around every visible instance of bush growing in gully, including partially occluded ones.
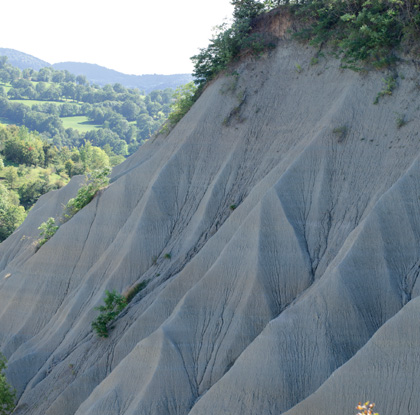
[92,290,127,338]
[64,167,110,220]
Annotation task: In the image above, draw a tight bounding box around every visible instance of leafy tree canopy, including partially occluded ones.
[290,0,420,68]
[192,0,276,87]
[0,181,26,245]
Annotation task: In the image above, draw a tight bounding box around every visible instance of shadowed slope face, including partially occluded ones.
[1,38,420,415]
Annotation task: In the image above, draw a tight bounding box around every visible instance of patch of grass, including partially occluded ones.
[332,125,348,141]
[60,116,101,132]
[0,82,12,93]
[9,99,66,107]
[395,113,407,128]
[124,280,149,303]
[373,75,397,104]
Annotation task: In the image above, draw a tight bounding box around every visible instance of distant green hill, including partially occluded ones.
[0,48,50,71]
[0,48,192,92]
[52,62,192,92]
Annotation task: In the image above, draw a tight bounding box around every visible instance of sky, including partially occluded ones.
[0,0,234,76]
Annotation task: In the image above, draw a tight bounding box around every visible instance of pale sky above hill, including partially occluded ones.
[0,0,233,75]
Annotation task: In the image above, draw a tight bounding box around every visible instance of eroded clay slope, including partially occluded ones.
[1,39,420,415]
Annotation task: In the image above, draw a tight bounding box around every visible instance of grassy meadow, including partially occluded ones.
[60,116,101,132]
[1,82,101,133]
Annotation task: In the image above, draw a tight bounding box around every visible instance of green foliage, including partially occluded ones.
[0,183,26,242]
[3,167,18,189]
[34,167,110,247]
[192,0,276,87]
[291,0,420,68]
[0,123,114,226]
[18,178,52,209]
[92,290,127,338]
[64,167,110,220]
[0,353,16,415]
[167,82,198,126]
[310,56,319,65]
[0,56,176,155]
[332,125,348,140]
[395,112,406,128]
[373,75,397,104]
[2,126,44,166]
[38,217,59,246]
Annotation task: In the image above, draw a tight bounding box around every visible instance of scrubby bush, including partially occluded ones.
[92,290,127,338]
[292,0,420,68]
[167,82,198,126]
[192,0,275,87]
[36,167,110,247]
[38,217,59,246]
[64,167,110,220]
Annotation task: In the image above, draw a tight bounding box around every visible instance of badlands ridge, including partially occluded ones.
[1,24,420,415]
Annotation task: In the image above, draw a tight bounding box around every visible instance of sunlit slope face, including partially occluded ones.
[1,36,420,415]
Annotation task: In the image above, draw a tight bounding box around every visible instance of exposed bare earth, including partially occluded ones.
[1,39,420,414]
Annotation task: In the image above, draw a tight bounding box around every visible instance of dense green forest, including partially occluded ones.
[0,123,116,241]
[0,56,174,156]
[0,56,187,242]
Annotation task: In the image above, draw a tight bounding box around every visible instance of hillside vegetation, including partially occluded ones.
[0,48,49,71]
[192,0,420,87]
[0,57,174,154]
[0,48,193,91]
[0,58,194,242]
[52,62,193,92]
[0,123,115,241]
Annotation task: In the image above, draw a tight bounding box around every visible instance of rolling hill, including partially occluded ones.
[52,62,192,92]
[0,48,50,71]
[0,48,192,91]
